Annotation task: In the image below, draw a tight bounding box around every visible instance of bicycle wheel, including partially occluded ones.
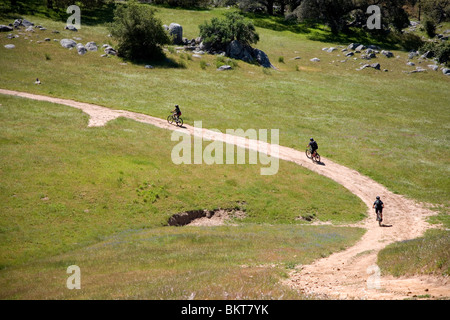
[176,117,183,127]
[313,153,321,163]
[305,149,312,159]
[167,115,174,124]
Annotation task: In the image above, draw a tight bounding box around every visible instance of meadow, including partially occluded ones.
[0,95,365,298]
[0,3,448,298]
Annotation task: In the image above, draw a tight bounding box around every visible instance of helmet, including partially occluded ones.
[376,196,380,199]
[310,138,314,141]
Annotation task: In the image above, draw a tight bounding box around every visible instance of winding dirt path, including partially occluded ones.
[0,88,448,299]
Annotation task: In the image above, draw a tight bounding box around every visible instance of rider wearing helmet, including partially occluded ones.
[373,196,384,226]
[307,138,318,157]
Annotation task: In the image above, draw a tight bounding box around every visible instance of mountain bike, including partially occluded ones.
[305,148,321,163]
[167,112,183,127]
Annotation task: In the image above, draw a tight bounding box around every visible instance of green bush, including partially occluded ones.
[423,19,437,38]
[199,12,259,51]
[420,41,450,66]
[108,0,171,61]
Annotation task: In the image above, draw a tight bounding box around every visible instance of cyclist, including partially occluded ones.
[373,196,384,226]
[307,138,318,157]
[172,105,182,120]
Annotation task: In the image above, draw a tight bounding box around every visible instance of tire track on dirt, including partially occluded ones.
[0,89,447,299]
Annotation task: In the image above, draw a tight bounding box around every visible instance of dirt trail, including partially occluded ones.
[1,89,448,299]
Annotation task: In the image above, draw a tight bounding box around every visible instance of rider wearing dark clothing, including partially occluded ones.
[173,105,181,118]
[373,196,384,226]
[308,138,318,155]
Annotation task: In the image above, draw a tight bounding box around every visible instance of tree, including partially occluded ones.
[108,0,171,61]
[199,12,259,51]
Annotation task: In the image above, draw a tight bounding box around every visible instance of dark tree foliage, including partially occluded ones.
[199,12,259,51]
[108,0,171,61]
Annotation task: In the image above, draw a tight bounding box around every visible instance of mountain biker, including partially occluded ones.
[373,196,384,226]
[172,105,182,119]
[307,138,318,157]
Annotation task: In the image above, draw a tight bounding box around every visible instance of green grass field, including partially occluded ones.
[0,95,366,298]
[0,2,449,298]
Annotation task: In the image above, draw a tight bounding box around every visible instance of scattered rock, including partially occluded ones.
[406,61,415,66]
[427,64,438,71]
[21,19,34,27]
[327,47,337,53]
[192,54,202,59]
[168,23,183,45]
[310,57,320,62]
[76,43,87,55]
[145,65,153,69]
[60,38,77,49]
[421,51,433,59]
[0,25,13,32]
[348,43,361,50]
[44,38,51,41]
[408,51,419,59]
[217,65,232,71]
[25,26,34,32]
[85,41,98,51]
[104,46,117,56]
[443,68,450,75]
[371,63,381,70]
[65,25,78,32]
[345,51,354,57]
[381,50,394,58]
[4,44,15,49]
[355,44,366,51]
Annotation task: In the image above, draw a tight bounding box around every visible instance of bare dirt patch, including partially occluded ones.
[168,208,246,227]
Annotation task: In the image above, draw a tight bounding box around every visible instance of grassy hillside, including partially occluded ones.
[0,3,448,297]
[0,94,365,298]
[0,5,448,222]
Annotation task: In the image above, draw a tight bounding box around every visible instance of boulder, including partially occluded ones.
[421,51,433,59]
[104,46,117,55]
[381,50,394,58]
[427,64,438,71]
[65,25,78,32]
[370,63,381,70]
[327,47,337,53]
[217,65,232,71]
[60,38,77,48]
[406,61,415,66]
[348,43,361,50]
[442,68,450,75]
[76,43,87,55]
[253,48,273,68]
[85,41,98,51]
[355,44,366,51]
[0,25,13,32]
[310,57,320,62]
[168,23,183,45]
[345,51,354,57]
[21,19,34,27]
[4,44,15,49]
[226,40,254,63]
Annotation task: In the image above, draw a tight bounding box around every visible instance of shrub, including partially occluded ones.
[199,12,259,51]
[108,0,171,61]
[423,19,437,38]
[420,41,450,66]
